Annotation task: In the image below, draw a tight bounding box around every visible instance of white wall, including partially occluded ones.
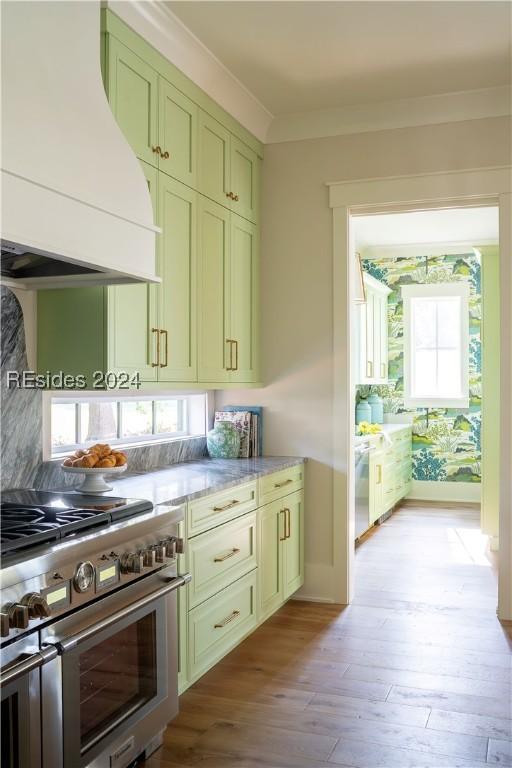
[216,115,512,602]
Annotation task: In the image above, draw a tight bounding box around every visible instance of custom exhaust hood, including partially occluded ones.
[0,1,160,289]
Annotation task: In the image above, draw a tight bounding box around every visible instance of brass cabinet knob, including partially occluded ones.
[226,191,234,199]
[233,194,239,201]
[161,150,170,159]
[152,145,162,155]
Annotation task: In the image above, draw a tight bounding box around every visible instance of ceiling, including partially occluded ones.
[353,207,499,249]
[167,1,511,116]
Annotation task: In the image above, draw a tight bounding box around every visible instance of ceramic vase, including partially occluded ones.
[207,421,241,458]
[356,398,372,425]
[368,392,384,424]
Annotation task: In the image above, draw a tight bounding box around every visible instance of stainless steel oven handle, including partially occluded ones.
[43,573,191,654]
[0,645,57,688]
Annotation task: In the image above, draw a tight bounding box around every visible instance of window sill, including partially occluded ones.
[403,397,470,410]
[49,433,206,462]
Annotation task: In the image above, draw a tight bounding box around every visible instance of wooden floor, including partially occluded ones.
[145,504,512,768]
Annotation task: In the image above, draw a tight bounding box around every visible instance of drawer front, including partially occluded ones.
[188,571,257,681]
[188,512,257,609]
[259,464,304,506]
[188,481,257,537]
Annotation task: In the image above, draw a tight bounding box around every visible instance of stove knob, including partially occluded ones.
[120,553,143,574]
[20,593,51,619]
[142,548,156,568]
[0,612,10,637]
[154,544,166,563]
[163,538,176,559]
[165,536,184,556]
[174,536,185,555]
[5,603,29,630]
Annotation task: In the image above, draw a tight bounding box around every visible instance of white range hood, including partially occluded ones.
[0,0,160,289]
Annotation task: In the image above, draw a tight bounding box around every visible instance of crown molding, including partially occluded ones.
[106,0,273,143]
[267,86,511,144]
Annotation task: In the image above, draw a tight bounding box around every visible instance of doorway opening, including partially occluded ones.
[350,205,499,619]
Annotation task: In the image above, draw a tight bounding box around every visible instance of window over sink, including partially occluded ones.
[402,282,470,409]
[47,393,207,458]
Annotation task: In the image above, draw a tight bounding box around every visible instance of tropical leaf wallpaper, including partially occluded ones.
[360,252,481,484]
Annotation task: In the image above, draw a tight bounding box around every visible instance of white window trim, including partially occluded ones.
[402,282,470,409]
[43,391,209,461]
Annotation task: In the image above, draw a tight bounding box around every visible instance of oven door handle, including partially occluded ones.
[0,645,57,688]
[43,574,191,654]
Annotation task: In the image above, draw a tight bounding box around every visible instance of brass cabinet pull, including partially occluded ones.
[366,361,373,378]
[151,328,160,367]
[274,478,293,489]
[279,509,287,541]
[233,194,239,201]
[214,548,240,563]
[152,145,162,155]
[214,609,240,629]
[233,339,239,371]
[213,499,240,512]
[160,329,168,367]
[284,508,291,539]
[161,150,170,159]
[226,338,235,371]
[226,191,234,200]
[377,465,382,484]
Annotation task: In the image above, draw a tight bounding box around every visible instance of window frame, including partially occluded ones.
[402,282,470,409]
[45,392,208,459]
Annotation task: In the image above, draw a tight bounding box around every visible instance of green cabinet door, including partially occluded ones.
[107,161,159,381]
[198,110,231,208]
[107,36,158,168]
[229,214,259,383]
[158,174,197,382]
[369,449,385,525]
[158,78,198,187]
[258,501,284,620]
[230,136,260,224]
[282,491,304,600]
[197,196,230,383]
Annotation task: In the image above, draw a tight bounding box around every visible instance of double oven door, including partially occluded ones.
[41,565,186,768]
[1,636,56,768]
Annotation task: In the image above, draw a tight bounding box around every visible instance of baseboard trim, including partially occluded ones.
[291,595,336,604]
[407,479,481,504]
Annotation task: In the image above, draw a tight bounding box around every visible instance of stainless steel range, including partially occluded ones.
[0,490,190,768]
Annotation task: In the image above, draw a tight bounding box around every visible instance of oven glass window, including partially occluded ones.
[79,612,157,753]
[1,693,20,768]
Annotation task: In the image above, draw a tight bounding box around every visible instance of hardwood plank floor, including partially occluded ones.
[145,504,512,768]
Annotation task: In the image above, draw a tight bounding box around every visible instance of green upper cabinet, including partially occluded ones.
[198,110,231,209]
[197,196,230,384]
[158,78,198,187]
[229,215,259,383]
[107,36,159,168]
[230,136,260,224]
[158,174,197,382]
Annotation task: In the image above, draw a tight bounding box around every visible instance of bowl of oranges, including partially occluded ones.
[61,444,128,494]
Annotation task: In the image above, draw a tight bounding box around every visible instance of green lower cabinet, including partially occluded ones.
[369,450,385,525]
[369,429,412,521]
[188,570,258,683]
[258,490,305,620]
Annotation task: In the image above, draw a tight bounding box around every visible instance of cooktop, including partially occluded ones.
[0,490,152,556]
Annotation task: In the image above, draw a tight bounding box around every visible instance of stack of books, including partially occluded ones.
[214,406,263,458]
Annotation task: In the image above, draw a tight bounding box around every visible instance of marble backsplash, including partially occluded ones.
[1,285,208,492]
[1,287,43,490]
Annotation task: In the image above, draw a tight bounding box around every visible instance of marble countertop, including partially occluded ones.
[103,456,305,508]
[354,423,411,446]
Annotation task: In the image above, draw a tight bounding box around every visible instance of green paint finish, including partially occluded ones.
[362,252,482,484]
[480,246,500,541]
[158,174,198,381]
[282,490,305,600]
[198,110,231,208]
[158,78,198,187]
[230,135,260,224]
[106,35,158,167]
[229,215,259,383]
[258,499,284,620]
[103,9,263,158]
[37,288,106,388]
[197,195,231,383]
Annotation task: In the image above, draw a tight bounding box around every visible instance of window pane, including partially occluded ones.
[413,349,436,397]
[155,400,181,433]
[81,402,118,442]
[438,349,462,396]
[437,298,460,348]
[412,299,436,349]
[51,403,76,448]
[121,402,152,438]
